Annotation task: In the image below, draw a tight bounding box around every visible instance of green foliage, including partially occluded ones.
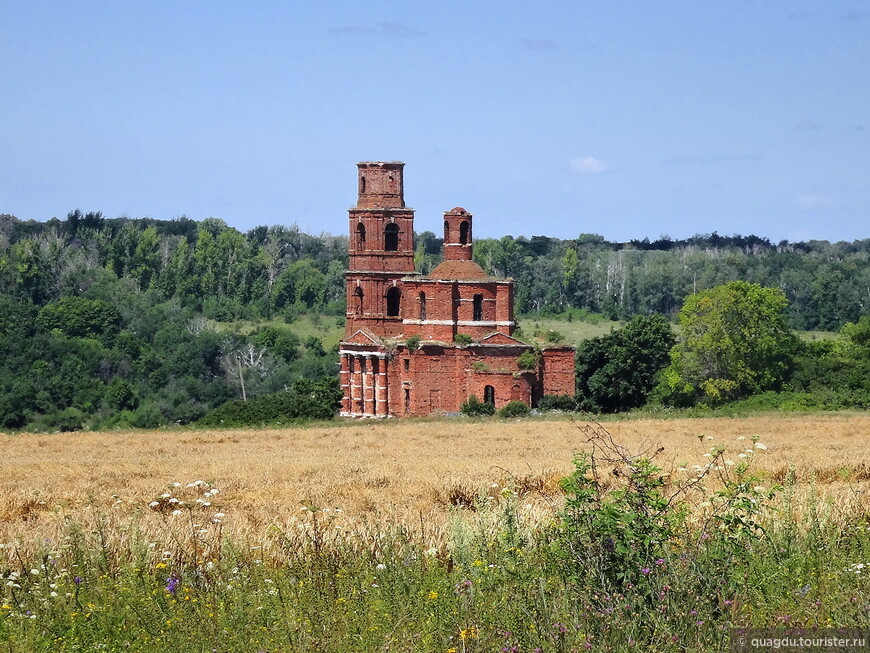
[662,282,798,404]
[459,394,495,417]
[453,333,474,346]
[36,297,121,341]
[538,394,576,411]
[575,313,675,412]
[497,400,530,418]
[516,349,538,370]
[197,377,342,427]
[404,334,420,352]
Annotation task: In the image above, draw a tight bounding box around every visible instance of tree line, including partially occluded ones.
[1,210,869,430]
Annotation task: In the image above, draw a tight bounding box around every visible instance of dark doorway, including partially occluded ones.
[386,287,401,317]
[473,294,483,321]
[384,223,399,251]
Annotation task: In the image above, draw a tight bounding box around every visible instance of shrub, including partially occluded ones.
[405,335,420,352]
[460,394,495,417]
[538,394,576,411]
[516,350,538,371]
[498,401,530,418]
[544,329,564,343]
[454,333,473,346]
[198,377,342,427]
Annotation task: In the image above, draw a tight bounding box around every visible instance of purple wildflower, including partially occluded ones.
[655,558,665,565]
[166,575,180,595]
[641,567,651,575]
[73,576,82,586]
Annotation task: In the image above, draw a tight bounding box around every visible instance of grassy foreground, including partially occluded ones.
[1,415,868,651]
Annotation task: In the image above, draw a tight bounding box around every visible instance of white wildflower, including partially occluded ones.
[725,460,735,466]
[736,436,746,441]
[754,442,768,450]
[171,509,183,516]
[375,563,386,571]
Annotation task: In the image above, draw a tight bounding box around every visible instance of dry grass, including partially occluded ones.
[1,414,868,559]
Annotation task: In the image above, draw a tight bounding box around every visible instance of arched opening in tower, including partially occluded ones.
[484,385,495,405]
[384,223,399,251]
[459,221,470,245]
[419,292,427,321]
[353,287,364,314]
[386,287,401,317]
[356,223,366,249]
[473,294,483,321]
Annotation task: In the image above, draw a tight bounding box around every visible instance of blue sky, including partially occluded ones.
[2,1,868,242]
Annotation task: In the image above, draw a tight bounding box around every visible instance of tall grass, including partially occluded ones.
[2,424,868,652]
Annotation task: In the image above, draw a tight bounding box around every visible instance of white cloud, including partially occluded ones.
[794,195,834,210]
[570,156,609,174]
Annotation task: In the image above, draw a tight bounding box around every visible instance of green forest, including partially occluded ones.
[1,210,869,431]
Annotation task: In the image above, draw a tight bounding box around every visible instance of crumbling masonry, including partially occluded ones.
[339,162,575,417]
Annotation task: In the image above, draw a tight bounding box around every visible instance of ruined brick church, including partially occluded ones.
[339,162,575,417]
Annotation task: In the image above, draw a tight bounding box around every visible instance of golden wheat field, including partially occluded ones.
[1,414,868,559]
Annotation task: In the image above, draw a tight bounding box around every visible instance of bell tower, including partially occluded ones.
[346,162,417,337]
[442,207,473,261]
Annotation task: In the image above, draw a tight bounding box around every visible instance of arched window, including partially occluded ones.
[459,220,470,245]
[356,223,366,249]
[384,223,399,251]
[484,385,495,405]
[353,286,364,314]
[419,292,427,321]
[386,287,401,317]
[359,176,366,193]
[444,220,450,241]
[473,294,483,321]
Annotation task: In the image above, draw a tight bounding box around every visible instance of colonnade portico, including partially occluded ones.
[339,350,389,418]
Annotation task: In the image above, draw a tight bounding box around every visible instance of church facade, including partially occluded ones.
[339,162,575,418]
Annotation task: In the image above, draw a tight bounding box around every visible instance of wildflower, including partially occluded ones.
[725,460,735,466]
[460,626,479,640]
[641,568,651,575]
[736,436,746,441]
[754,442,768,450]
[428,590,439,600]
[655,558,665,565]
[171,509,182,516]
[375,563,386,571]
[73,576,82,586]
[165,576,179,595]
[704,435,713,441]
[738,453,748,459]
